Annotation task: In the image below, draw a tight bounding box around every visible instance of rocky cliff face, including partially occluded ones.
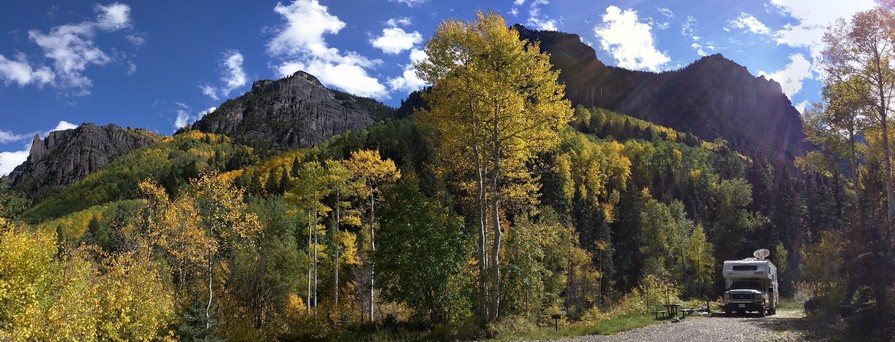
[515,25,808,162]
[192,71,392,152]
[8,124,162,200]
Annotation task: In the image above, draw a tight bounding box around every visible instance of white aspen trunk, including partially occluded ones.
[307,210,312,315]
[369,183,376,322]
[335,190,340,306]
[314,207,319,316]
[206,252,213,331]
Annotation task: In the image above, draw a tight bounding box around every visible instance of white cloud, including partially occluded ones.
[386,17,412,27]
[388,48,428,93]
[681,16,697,37]
[49,120,78,133]
[726,12,771,35]
[526,1,558,31]
[514,0,526,5]
[594,6,670,72]
[0,149,29,177]
[95,3,132,31]
[174,103,216,129]
[22,2,134,93]
[125,34,145,47]
[371,26,422,55]
[277,57,386,98]
[200,84,217,100]
[691,43,706,57]
[200,50,248,101]
[388,0,427,7]
[770,0,875,74]
[0,130,30,144]
[0,53,54,87]
[0,120,80,176]
[657,8,673,18]
[267,0,387,99]
[794,100,808,114]
[759,53,812,99]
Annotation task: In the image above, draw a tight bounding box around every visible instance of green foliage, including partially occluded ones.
[376,178,471,324]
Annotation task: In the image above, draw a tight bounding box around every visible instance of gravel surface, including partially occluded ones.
[561,310,827,342]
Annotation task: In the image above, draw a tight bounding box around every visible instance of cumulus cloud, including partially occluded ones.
[47,120,78,134]
[594,6,670,72]
[371,20,422,55]
[759,53,812,99]
[25,2,135,93]
[726,12,771,35]
[0,53,54,87]
[0,130,31,144]
[770,0,875,71]
[0,150,29,177]
[0,120,80,176]
[526,0,558,31]
[267,0,387,99]
[388,48,428,93]
[200,50,248,101]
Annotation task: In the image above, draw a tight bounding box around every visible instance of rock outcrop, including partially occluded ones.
[515,25,808,163]
[192,71,393,152]
[8,123,162,200]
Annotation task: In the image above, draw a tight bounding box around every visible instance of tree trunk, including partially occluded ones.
[369,183,376,322]
[467,74,489,325]
[489,107,502,322]
[207,252,214,331]
[474,143,489,324]
[335,190,340,307]
[882,114,895,248]
[307,210,312,315]
[314,207,319,316]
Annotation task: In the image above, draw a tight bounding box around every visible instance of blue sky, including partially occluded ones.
[0,0,878,175]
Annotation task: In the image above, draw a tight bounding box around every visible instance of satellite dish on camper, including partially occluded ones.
[754,249,770,260]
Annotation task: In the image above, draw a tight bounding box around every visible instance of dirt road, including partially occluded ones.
[564,310,827,342]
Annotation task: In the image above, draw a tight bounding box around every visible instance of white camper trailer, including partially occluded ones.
[722,249,778,316]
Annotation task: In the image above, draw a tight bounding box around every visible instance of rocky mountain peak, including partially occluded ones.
[192,70,393,152]
[28,134,47,162]
[8,123,162,200]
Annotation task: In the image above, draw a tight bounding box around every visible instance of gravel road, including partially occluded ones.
[562,309,826,342]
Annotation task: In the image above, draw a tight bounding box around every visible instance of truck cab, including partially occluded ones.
[722,253,778,316]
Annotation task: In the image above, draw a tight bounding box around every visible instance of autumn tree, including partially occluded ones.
[417,11,571,322]
[822,6,895,240]
[343,149,400,322]
[286,160,332,316]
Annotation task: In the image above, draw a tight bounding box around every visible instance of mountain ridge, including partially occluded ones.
[514,24,808,163]
[8,123,162,201]
[190,70,394,153]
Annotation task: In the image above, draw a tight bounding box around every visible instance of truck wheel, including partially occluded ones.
[759,307,766,317]
[769,308,776,315]
[725,309,731,316]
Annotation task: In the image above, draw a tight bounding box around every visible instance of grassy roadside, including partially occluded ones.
[492,314,660,341]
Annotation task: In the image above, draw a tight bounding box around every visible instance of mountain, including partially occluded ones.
[8,123,162,201]
[514,25,808,163]
[191,71,395,153]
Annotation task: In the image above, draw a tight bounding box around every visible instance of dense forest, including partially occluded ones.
[2,8,895,341]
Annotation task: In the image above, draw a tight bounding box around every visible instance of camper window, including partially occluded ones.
[732,265,759,271]
[730,280,762,291]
